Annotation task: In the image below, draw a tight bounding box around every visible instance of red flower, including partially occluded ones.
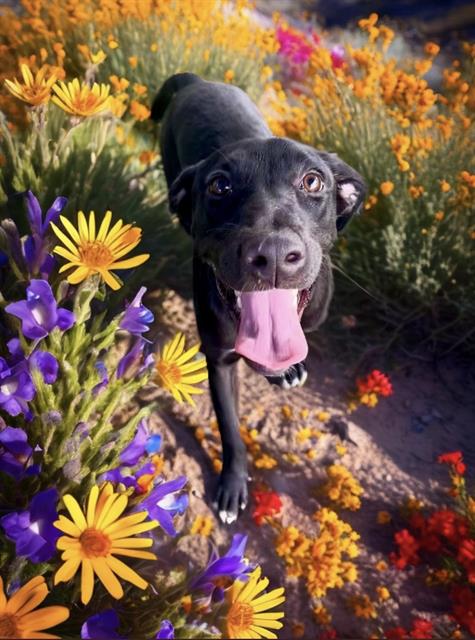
[409,618,433,639]
[356,369,393,397]
[384,627,407,640]
[450,585,475,634]
[390,529,420,569]
[457,538,475,583]
[318,630,338,640]
[437,451,466,475]
[251,489,282,526]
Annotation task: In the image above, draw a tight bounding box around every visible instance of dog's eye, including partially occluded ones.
[300,172,324,194]
[208,175,232,196]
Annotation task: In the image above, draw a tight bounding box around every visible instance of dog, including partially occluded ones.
[151,72,366,524]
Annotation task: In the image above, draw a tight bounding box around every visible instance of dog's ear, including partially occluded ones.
[320,152,367,232]
[168,164,200,234]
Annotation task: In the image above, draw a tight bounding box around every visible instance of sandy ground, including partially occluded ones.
[139,290,475,638]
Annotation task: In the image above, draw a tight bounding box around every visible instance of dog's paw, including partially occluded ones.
[214,470,248,525]
[265,361,307,390]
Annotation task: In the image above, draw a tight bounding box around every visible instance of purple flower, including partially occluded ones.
[81,609,125,640]
[29,350,59,384]
[116,338,153,379]
[120,287,154,336]
[23,191,67,276]
[190,534,250,599]
[8,338,58,385]
[6,279,75,340]
[120,419,161,466]
[92,361,109,396]
[0,488,60,562]
[156,620,174,639]
[141,476,188,537]
[0,358,35,417]
[0,426,38,479]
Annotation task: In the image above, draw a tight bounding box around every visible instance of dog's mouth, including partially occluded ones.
[216,279,314,373]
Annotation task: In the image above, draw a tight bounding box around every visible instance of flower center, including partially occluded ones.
[80,528,111,557]
[0,613,19,638]
[155,361,182,389]
[227,601,255,630]
[79,241,113,268]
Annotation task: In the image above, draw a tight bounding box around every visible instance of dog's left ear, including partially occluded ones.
[320,152,367,232]
[168,163,201,235]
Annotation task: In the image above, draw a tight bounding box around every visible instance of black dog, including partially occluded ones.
[151,73,366,524]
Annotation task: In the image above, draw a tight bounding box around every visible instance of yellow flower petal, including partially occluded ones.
[63,494,88,530]
[86,485,99,526]
[20,606,70,632]
[81,559,94,605]
[6,578,47,615]
[105,555,148,589]
[54,557,81,585]
[111,549,157,560]
[54,515,82,537]
[90,557,123,599]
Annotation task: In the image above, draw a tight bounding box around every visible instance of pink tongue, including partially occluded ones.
[235,289,308,371]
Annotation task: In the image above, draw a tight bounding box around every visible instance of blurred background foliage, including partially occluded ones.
[0,0,474,354]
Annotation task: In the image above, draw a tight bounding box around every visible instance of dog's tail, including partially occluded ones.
[150,72,202,122]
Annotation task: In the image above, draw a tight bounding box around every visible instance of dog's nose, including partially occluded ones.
[242,235,305,285]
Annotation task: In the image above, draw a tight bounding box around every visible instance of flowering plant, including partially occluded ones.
[390,451,475,635]
[0,191,285,639]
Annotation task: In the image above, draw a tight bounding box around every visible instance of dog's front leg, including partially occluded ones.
[207,356,248,524]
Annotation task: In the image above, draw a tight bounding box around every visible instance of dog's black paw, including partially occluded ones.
[265,361,307,389]
[214,469,248,525]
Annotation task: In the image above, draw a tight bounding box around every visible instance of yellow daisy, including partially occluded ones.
[155,332,208,405]
[51,210,150,290]
[225,566,285,639]
[4,64,58,107]
[51,78,111,117]
[53,483,158,605]
[0,575,69,639]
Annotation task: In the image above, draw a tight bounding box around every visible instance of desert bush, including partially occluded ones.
[0,0,276,295]
[268,16,475,353]
[0,191,286,639]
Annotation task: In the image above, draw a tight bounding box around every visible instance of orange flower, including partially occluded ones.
[440,180,451,192]
[424,42,440,57]
[129,100,150,121]
[380,181,394,195]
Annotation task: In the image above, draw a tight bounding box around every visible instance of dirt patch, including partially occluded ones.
[144,290,475,638]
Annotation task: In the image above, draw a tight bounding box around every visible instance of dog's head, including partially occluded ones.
[169,137,366,372]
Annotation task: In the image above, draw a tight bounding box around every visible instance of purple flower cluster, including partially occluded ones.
[0,280,74,417]
[141,476,188,537]
[6,279,74,340]
[191,534,251,602]
[100,419,162,491]
[0,488,59,562]
[0,426,39,480]
[23,191,67,277]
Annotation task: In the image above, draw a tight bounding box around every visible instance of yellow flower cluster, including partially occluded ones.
[320,464,363,510]
[190,514,213,536]
[347,593,377,619]
[275,508,359,599]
